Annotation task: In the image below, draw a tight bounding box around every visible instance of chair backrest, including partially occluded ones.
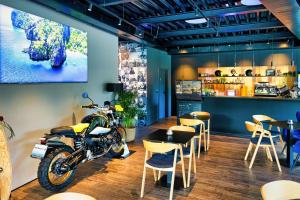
[143,140,178,154]
[252,114,275,125]
[169,125,195,133]
[180,118,203,127]
[261,180,300,200]
[190,111,210,117]
[245,121,257,132]
[245,121,266,136]
[296,111,300,122]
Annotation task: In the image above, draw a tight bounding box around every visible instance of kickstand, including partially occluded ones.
[121,142,130,158]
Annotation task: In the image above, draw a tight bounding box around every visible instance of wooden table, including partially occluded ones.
[265,120,300,168]
[144,129,194,189]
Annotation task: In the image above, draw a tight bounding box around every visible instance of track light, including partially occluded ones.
[118,18,122,26]
[88,2,93,12]
[135,28,144,38]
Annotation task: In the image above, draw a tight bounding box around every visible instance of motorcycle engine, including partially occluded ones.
[86,134,114,156]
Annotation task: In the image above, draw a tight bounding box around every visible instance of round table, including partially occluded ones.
[45,192,96,200]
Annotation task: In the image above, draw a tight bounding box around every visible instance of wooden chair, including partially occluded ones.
[261,180,300,200]
[0,126,12,200]
[45,192,96,200]
[244,121,281,172]
[190,111,211,150]
[169,125,196,187]
[140,140,186,200]
[180,118,206,159]
[252,114,284,147]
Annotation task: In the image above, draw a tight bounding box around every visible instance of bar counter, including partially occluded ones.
[177,96,300,136]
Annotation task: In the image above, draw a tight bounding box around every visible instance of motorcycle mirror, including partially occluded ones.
[82,92,89,99]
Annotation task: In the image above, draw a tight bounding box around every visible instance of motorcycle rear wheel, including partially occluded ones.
[37,146,76,191]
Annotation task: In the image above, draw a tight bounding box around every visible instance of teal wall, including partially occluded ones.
[202,97,300,136]
[0,0,118,189]
[147,47,171,124]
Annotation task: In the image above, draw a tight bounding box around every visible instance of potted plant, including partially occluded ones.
[116,91,138,142]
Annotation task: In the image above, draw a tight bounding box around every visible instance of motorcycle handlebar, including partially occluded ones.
[81,104,99,109]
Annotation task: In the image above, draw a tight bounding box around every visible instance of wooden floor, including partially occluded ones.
[11,117,300,200]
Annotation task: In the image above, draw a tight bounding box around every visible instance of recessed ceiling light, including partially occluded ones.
[241,0,262,6]
[185,18,207,24]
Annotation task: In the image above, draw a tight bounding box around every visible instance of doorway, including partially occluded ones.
[158,69,168,119]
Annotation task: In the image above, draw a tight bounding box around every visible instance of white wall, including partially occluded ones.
[0,0,118,189]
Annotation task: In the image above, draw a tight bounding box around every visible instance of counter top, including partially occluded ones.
[202,96,300,101]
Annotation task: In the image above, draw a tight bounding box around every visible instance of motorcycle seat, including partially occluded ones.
[50,126,76,137]
[70,123,89,134]
[89,127,111,135]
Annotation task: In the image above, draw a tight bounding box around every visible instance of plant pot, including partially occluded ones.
[125,127,136,142]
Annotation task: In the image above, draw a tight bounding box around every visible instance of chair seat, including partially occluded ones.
[250,136,272,145]
[146,154,179,168]
[294,141,300,154]
[282,129,300,141]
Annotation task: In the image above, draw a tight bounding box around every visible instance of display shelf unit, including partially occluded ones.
[198,65,297,97]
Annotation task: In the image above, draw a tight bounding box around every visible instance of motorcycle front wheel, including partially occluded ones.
[37,146,76,191]
[109,127,126,157]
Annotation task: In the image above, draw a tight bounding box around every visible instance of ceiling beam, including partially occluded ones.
[158,21,284,38]
[260,0,300,40]
[29,0,159,47]
[133,5,267,24]
[165,32,293,46]
[92,0,137,7]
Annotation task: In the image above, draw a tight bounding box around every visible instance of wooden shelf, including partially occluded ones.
[202,83,244,85]
[198,76,295,78]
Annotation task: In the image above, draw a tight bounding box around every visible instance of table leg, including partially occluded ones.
[286,128,294,168]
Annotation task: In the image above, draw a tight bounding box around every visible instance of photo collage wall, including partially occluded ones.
[118,42,147,126]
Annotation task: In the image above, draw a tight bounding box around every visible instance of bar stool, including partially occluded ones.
[190,111,211,151]
[179,118,205,159]
[169,125,196,187]
[261,180,300,200]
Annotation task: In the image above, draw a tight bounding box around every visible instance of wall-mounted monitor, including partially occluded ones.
[176,80,202,100]
[0,4,88,83]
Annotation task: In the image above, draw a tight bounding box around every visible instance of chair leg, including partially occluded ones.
[203,125,207,152]
[249,142,261,169]
[207,119,210,150]
[187,142,193,187]
[266,147,273,162]
[244,143,253,161]
[198,135,202,159]
[291,154,300,171]
[179,146,186,188]
[281,143,287,155]
[169,168,176,200]
[158,171,161,181]
[192,140,196,174]
[153,169,157,182]
[270,136,282,172]
[140,165,147,198]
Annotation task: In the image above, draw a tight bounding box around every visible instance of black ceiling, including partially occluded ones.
[31,0,297,52]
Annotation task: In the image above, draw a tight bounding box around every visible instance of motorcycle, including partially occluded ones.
[31,93,126,191]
